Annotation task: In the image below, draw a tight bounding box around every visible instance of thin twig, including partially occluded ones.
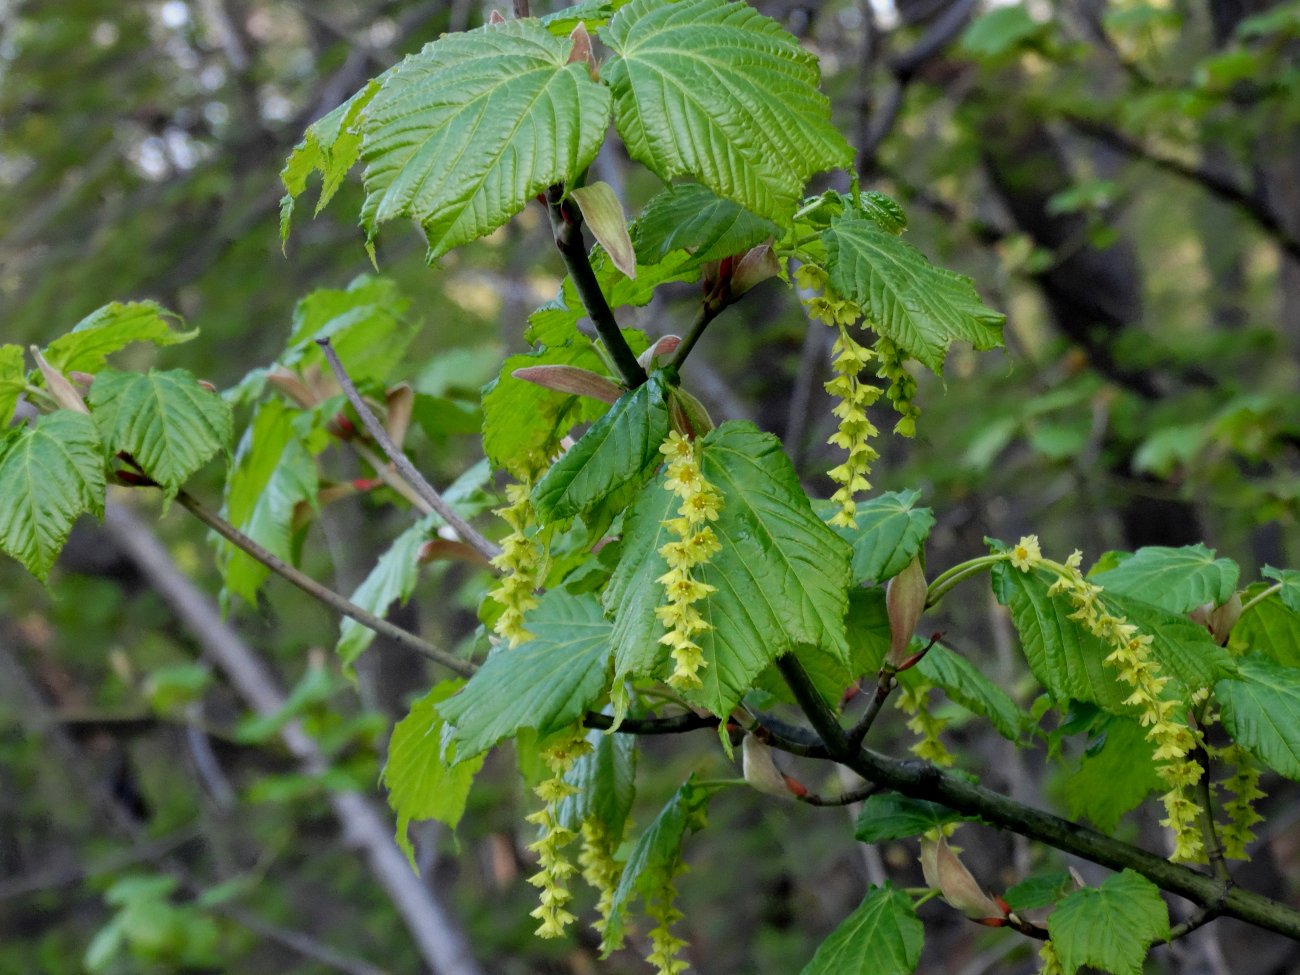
[176,489,476,678]
[669,290,727,371]
[847,668,897,750]
[316,338,502,564]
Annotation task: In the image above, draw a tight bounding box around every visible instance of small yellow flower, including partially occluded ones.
[1009,535,1042,572]
[526,731,591,939]
[489,480,543,646]
[655,431,723,690]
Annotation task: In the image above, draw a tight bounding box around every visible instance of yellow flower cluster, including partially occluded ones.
[645,875,689,975]
[795,264,882,528]
[895,678,954,766]
[489,481,543,647]
[1011,536,1207,863]
[579,818,623,935]
[656,431,723,690]
[875,336,920,439]
[1038,939,1066,975]
[525,732,591,938]
[1218,743,1265,860]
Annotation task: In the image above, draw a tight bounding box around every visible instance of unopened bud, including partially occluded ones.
[512,364,622,404]
[668,386,713,438]
[920,836,1008,923]
[488,9,505,23]
[266,368,318,408]
[571,181,635,280]
[742,734,792,800]
[385,382,415,449]
[731,242,779,296]
[638,334,681,369]
[567,22,596,77]
[31,348,89,415]
[1208,593,1242,646]
[886,556,926,668]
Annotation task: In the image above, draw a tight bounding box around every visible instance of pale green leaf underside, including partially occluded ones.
[853,795,966,843]
[911,642,1022,741]
[532,375,668,523]
[337,514,441,666]
[1063,714,1162,832]
[1090,544,1239,614]
[555,728,636,835]
[89,369,232,496]
[1263,565,1300,614]
[360,20,612,261]
[600,0,852,222]
[44,302,196,375]
[440,590,612,758]
[825,216,1005,374]
[1216,655,1300,781]
[1230,585,1300,668]
[218,401,318,606]
[1049,870,1169,975]
[603,778,716,952]
[383,681,484,867]
[800,884,923,975]
[826,488,936,585]
[633,182,780,263]
[0,411,105,581]
[605,421,852,717]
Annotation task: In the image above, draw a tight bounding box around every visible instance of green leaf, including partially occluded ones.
[383,680,486,867]
[827,489,936,585]
[0,411,105,581]
[961,6,1046,59]
[533,376,669,524]
[1090,545,1239,614]
[824,215,1005,374]
[286,276,416,384]
[218,401,319,606]
[800,884,923,975]
[854,794,966,843]
[89,369,232,497]
[1263,566,1300,614]
[359,20,612,260]
[1216,656,1300,781]
[1048,870,1169,975]
[540,0,632,35]
[1231,585,1300,668]
[0,344,27,428]
[1104,593,1236,694]
[605,421,852,716]
[43,302,196,375]
[992,561,1128,712]
[600,0,851,222]
[1005,872,1074,912]
[850,191,908,234]
[337,514,441,666]
[633,183,780,263]
[281,77,383,232]
[910,643,1022,742]
[555,727,636,835]
[1062,714,1162,832]
[440,590,612,758]
[603,777,719,951]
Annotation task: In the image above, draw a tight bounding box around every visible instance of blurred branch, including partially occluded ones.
[216,905,389,975]
[101,500,487,975]
[858,0,980,174]
[1065,116,1300,262]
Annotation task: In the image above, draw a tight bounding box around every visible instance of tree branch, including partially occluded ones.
[771,653,1300,941]
[174,488,476,678]
[316,338,502,565]
[545,187,648,388]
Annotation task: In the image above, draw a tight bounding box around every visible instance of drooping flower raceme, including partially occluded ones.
[489,480,543,647]
[895,677,955,767]
[795,264,883,528]
[656,431,722,690]
[1218,743,1265,860]
[1011,537,1207,862]
[578,817,623,935]
[526,731,591,938]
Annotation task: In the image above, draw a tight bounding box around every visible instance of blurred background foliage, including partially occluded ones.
[3,0,1299,972]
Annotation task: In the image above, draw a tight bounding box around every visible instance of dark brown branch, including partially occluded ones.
[545,186,648,388]
[847,668,897,750]
[798,782,883,807]
[772,653,1300,942]
[316,338,502,564]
